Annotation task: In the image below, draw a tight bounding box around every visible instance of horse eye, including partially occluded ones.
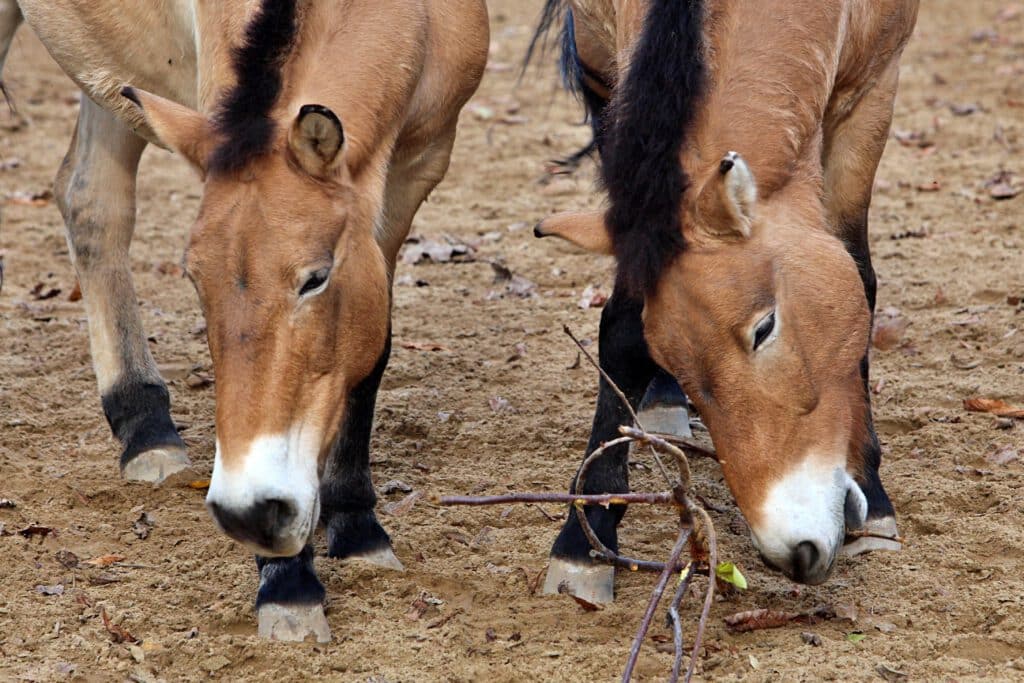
[298,268,330,297]
[752,311,776,351]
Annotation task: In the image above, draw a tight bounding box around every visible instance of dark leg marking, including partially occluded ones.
[321,333,401,568]
[545,291,659,602]
[841,214,900,554]
[254,545,331,642]
[102,379,185,471]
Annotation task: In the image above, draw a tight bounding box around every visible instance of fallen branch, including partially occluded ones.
[438,325,722,682]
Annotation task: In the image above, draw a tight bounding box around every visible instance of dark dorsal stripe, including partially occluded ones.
[208,0,299,174]
[601,0,706,298]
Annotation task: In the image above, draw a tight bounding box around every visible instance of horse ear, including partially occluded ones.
[533,210,614,255]
[694,151,757,239]
[288,104,345,178]
[121,86,214,177]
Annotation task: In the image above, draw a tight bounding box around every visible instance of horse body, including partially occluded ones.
[536,0,917,600]
[4,0,487,641]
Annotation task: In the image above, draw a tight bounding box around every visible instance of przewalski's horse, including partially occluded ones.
[2,0,487,640]
[533,0,918,602]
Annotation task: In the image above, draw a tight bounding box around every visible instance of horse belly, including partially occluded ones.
[17,0,198,144]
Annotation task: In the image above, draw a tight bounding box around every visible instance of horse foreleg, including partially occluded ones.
[317,129,461,572]
[56,98,190,483]
[544,290,659,604]
[823,64,902,556]
[0,0,27,131]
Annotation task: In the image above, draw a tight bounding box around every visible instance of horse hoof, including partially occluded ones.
[343,545,404,571]
[122,447,192,484]
[543,557,615,604]
[257,603,331,643]
[841,516,902,556]
[636,404,693,438]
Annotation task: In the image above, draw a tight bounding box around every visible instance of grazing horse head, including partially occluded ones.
[121,85,390,557]
[645,155,872,583]
[541,152,871,584]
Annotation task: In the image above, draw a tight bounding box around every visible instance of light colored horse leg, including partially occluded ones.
[0,0,27,131]
[56,97,190,484]
[823,64,902,556]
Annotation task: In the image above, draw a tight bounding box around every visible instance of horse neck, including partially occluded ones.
[685,1,843,199]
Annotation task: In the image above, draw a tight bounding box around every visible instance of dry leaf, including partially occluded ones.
[184,371,214,389]
[834,603,859,622]
[100,608,137,643]
[84,553,125,567]
[985,445,1019,466]
[724,607,831,633]
[383,491,422,517]
[578,285,609,309]
[400,236,474,265]
[400,341,451,352]
[29,282,61,301]
[488,396,514,413]
[18,524,56,540]
[801,632,822,646]
[557,582,603,611]
[6,189,54,206]
[55,549,80,569]
[132,512,154,540]
[405,597,430,621]
[381,479,412,495]
[964,397,1024,419]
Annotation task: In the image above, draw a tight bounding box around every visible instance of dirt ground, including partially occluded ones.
[1,1,1022,681]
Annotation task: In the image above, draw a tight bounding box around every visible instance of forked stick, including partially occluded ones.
[440,325,720,682]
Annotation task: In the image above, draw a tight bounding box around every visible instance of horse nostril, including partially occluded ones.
[207,498,299,551]
[791,541,820,583]
[259,498,297,537]
[844,486,866,531]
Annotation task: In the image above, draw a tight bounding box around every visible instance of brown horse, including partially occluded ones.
[533,0,918,602]
[2,0,487,640]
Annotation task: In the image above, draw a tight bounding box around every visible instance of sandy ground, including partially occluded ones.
[1,0,1023,681]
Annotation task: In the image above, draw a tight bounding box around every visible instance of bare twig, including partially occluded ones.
[621,525,692,682]
[437,327,726,683]
[563,325,675,487]
[439,492,674,507]
[669,562,697,683]
[563,325,641,428]
[685,503,718,683]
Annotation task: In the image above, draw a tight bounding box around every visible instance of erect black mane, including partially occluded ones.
[601,0,706,298]
[208,0,299,174]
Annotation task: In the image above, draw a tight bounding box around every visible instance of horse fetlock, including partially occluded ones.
[257,603,331,644]
[325,507,399,568]
[103,380,186,481]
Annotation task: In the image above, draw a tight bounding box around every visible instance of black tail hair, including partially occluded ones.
[525,0,608,161]
[209,0,299,174]
[602,0,705,298]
